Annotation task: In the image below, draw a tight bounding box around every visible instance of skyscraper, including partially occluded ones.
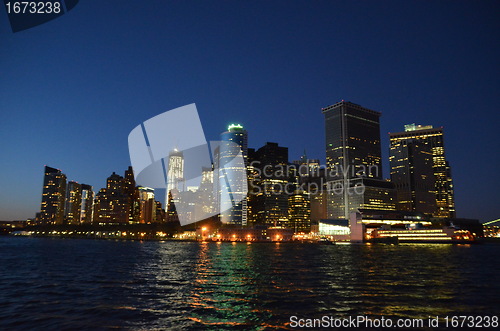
[39,166,67,224]
[389,124,455,218]
[154,200,166,223]
[80,184,94,224]
[248,142,290,227]
[288,190,311,233]
[218,124,248,226]
[138,186,156,223]
[322,101,395,219]
[93,172,129,224]
[323,101,382,179]
[310,191,327,222]
[124,166,140,223]
[165,149,184,209]
[64,181,82,225]
[194,166,216,220]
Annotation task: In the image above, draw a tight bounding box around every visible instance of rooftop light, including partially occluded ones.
[228,123,243,131]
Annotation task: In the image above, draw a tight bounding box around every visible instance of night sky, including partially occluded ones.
[1,1,498,222]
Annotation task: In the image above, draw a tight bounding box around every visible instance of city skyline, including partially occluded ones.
[31,105,466,228]
[3,100,496,225]
[1,1,499,222]
[1,3,499,330]
[3,105,497,224]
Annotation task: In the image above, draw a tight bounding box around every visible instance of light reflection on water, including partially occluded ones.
[0,238,498,330]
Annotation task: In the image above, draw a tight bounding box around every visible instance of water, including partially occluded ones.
[0,237,498,330]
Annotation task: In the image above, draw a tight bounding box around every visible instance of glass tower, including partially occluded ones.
[218,124,248,226]
[80,184,94,224]
[164,149,184,209]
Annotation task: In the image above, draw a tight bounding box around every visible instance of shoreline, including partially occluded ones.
[5,233,500,245]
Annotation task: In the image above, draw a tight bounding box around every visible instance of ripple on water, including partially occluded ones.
[0,238,499,329]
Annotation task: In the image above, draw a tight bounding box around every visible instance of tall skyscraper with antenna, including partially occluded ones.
[164,148,184,209]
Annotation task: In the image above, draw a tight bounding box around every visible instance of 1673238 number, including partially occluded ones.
[444,316,498,328]
[5,1,61,14]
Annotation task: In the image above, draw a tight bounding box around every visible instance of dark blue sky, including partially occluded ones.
[1,1,498,222]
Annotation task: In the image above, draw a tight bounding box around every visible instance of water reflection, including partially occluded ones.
[189,242,269,329]
[181,243,499,329]
[1,238,498,330]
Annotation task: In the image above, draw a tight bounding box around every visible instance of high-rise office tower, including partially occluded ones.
[138,186,156,223]
[80,184,94,224]
[322,101,395,219]
[165,190,179,224]
[389,124,455,218]
[323,101,382,179]
[93,172,130,223]
[292,153,327,225]
[195,166,216,220]
[249,142,290,227]
[310,191,327,222]
[218,124,248,226]
[288,190,311,233]
[39,166,67,224]
[293,153,321,181]
[154,200,166,223]
[292,153,325,196]
[165,149,184,209]
[64,181,82,224]
[124,166,140,223]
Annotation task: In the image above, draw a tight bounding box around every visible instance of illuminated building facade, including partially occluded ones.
[248,142,289,227]
[124,166,140,223]
[64,181,82,225]
[165,190,179,224]
[93,172,129,224]
[318,219,351,238]
[322,101,382,179]
[195,166,216,219]
[322,101,394,219]
[481,218,499,237]
[218,124,248,226]
[39,166,67,224]
[80,184,94,224]
[138,186,155,223]
[288,190,311,233]
[165,149,184,209]
[293,155,322,188]
[154,201,166,223]
[327,178,396,220]
[389,124,455,218]
[292,153,324,190]
[292,153,327,227]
